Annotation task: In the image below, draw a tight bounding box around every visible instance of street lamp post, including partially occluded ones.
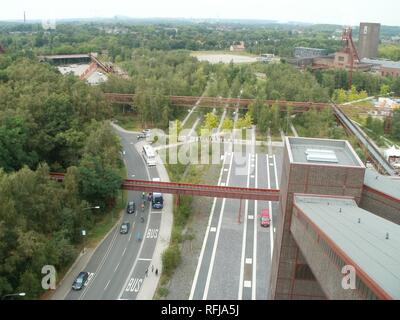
[2,292,26,300]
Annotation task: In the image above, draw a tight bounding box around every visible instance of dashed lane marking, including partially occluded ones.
[244,281,252,288]
[246,258,253,265]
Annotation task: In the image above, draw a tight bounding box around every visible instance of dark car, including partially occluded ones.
[120,222,130,234]
[72,271,89,290]
[127,201,136,214]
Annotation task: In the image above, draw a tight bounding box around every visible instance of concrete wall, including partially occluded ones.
[358,23,381,59]
[290,208,363,299]
[360,188,400,225]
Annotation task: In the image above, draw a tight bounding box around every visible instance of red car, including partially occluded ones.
[260,209,271,228]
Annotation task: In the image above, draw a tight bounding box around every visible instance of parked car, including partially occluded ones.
[72,271,89,290]
[127,201,136,214]
[120,222,130,234]
[260,209,271,228]
[142,129,151,137]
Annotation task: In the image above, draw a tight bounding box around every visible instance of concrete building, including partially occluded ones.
[270,137,366,300]
[269,137,400,300]
[361,169,400,224]
[362,58,400,77]
[294,47,327,58]
[292,195,400,300]
[358,23,381,59]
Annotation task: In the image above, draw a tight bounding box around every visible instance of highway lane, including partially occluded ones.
[65,129,162,300]
[190,133,282,300]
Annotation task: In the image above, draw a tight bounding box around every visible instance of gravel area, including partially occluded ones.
[162,163,222,299]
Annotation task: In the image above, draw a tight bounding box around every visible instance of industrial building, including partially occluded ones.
[358,22,381,59]
[269,137,400,300]
[294,47,328,58]
[361,58,400,77]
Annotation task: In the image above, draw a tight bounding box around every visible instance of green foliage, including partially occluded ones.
[161,245,181,277]
[379,44,400,61]
[365,115,384,137]
[78,155,122,210]
[391,109,400,140]
[202,112,219,131]
[333,86,368,103]
[380,84,391,96]
[0,58,122,298]
[221,118,233,130]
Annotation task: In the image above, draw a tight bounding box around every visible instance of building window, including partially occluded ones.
[338,56,345,62]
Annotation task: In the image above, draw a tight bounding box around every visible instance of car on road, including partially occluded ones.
[260,209,271,228]
[120,222,130,234]
[152,192,164,209]
[72,271,89,290]
[127,201,136,214]
[137,133,146,140]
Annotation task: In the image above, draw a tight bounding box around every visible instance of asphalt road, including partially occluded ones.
[65,130,162,300]
[189,132,282,300]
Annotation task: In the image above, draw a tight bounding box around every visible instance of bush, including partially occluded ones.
[158,287,169,298]
[162,245,181,277]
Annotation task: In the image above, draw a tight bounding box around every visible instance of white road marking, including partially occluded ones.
[248,215,254,220]
[244,281,252,288]
[79,225,120,300]
[84,273,95,286]
[220,183,226,186]
[210,227,217,232]
[104,280,111,291]
[238,153,251,300]
[273,154,280,189]
[114,262,120,272]
[138,258,152,261]
[118,201,152,299]
[252,154,258,300]
[189,152,229,300]
[246,258,253,264]
[146,229,159,239]
[122,248,126,256]
[202,152,234,300]
[267,156,274,260]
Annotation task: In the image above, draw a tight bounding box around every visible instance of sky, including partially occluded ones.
[1,0,399,26]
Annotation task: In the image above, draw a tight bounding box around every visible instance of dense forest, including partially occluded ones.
[0,54,122,298]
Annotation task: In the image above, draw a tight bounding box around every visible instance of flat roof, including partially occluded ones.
[287,137,365,167]
[294,195,400,299]
[361,58,400,70]
[364,168,400,200]
[41,54,90,60]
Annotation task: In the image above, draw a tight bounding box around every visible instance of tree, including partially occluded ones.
[380,84,391,96]
[202,112,219,131]
[78,155,122,210]
[391,109,400,140]
[221,118,233,130]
